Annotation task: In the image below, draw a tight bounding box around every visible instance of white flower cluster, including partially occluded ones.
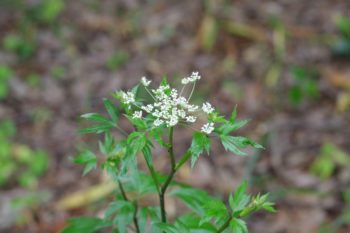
[132,110,142,119]
[201,122,214,134]
[121,91,135,104]
[202,102,214,114]
[141,76,151,86]
[122,73,216,134]
[181,72,201,85]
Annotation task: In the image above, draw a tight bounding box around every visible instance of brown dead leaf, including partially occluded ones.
[321,67,350,89]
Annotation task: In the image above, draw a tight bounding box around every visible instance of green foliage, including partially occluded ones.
[190,132,210,168]
[0,65,13,99]
[63,75,274,233]
[0,119,49,188]
[3,34,37,59]
[51,66,66,79]
[332,15,350,56]
[310,142,350,180]
[288,66,319,106]
[72,150,97,176]
[2,0,66,60]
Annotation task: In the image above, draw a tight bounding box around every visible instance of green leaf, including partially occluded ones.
[225,136,264,149]
[220,135,246,155]
[142,145,152,166]
[72,150,97,176]
[214,119,250,135]
[199,199,228,225]
[149,127,166,146]
[77,124,113,134]
[116,203,136,233]
[230,105,237,123]
[60,217,112,233]
[73,150,96,164]
[190,132,210,168]
[99,132,115,156]
[80,113,112,124]
[138,207,149,233]
[174,219,191,233]
[103,98,119,123]
[105,200,130,219]
[154,222,179,233]
[127,132,146,154]
[261,202,277,212]
[229,181,251,214]
[126,115,149,130]
[82,162,97,176]
[229,218,248,233]
[170,187,213,216]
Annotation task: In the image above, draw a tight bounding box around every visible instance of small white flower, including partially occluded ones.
[181,77,190,85]
[178,109,186,118]
[167,115,178,127]
[190,71,201,82]
[133,110,142,119]
[202,102,214,114]
[182,71,201,85]
[154,118,164,126]
[141,104,154,113]
[141,76,151,86]
[201,122,214,134]
[122,91,135,104]
[186,116,196,123]
[187,104,199,112]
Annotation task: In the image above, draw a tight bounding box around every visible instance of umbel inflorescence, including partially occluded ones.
[117,72,215,134]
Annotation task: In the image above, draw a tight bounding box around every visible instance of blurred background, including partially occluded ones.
[1,0,350,232]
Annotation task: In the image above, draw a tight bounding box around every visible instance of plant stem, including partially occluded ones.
[216,215,232,233]
[159,127,176,223]
[144,153,161,194]
[117,179,140,233]
[175,150,191,170]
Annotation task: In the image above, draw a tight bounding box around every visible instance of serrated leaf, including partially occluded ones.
[199,199,228,225]
[230,105,237,123]
[229,181,251,214]
[77,124,113,134]
[229,218,248,233]
[214,119,250,135]
[138,207,149,233]
[82,162,97,176]
[60,217,112,233]
[226,136,264,149]
[149,127,166,146]
[103,98,119,123]
[142,145,152,166]
[81,113,112,124]
[105,200,130,219]
[154,222,179,233]
[170,187,212,216]
[262,202,277,212]
[116,202,136,233]
[72,150,96,164]
[220,135,246,156]
[190,132,210,168]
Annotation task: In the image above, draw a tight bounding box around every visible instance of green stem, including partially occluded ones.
[159,127,176,223]
[175,150,191,170]
[144,153,161,194]
[188,81,196,101]
[216,215,232,233]
[117,179,140,233]
[145,87,156,101]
